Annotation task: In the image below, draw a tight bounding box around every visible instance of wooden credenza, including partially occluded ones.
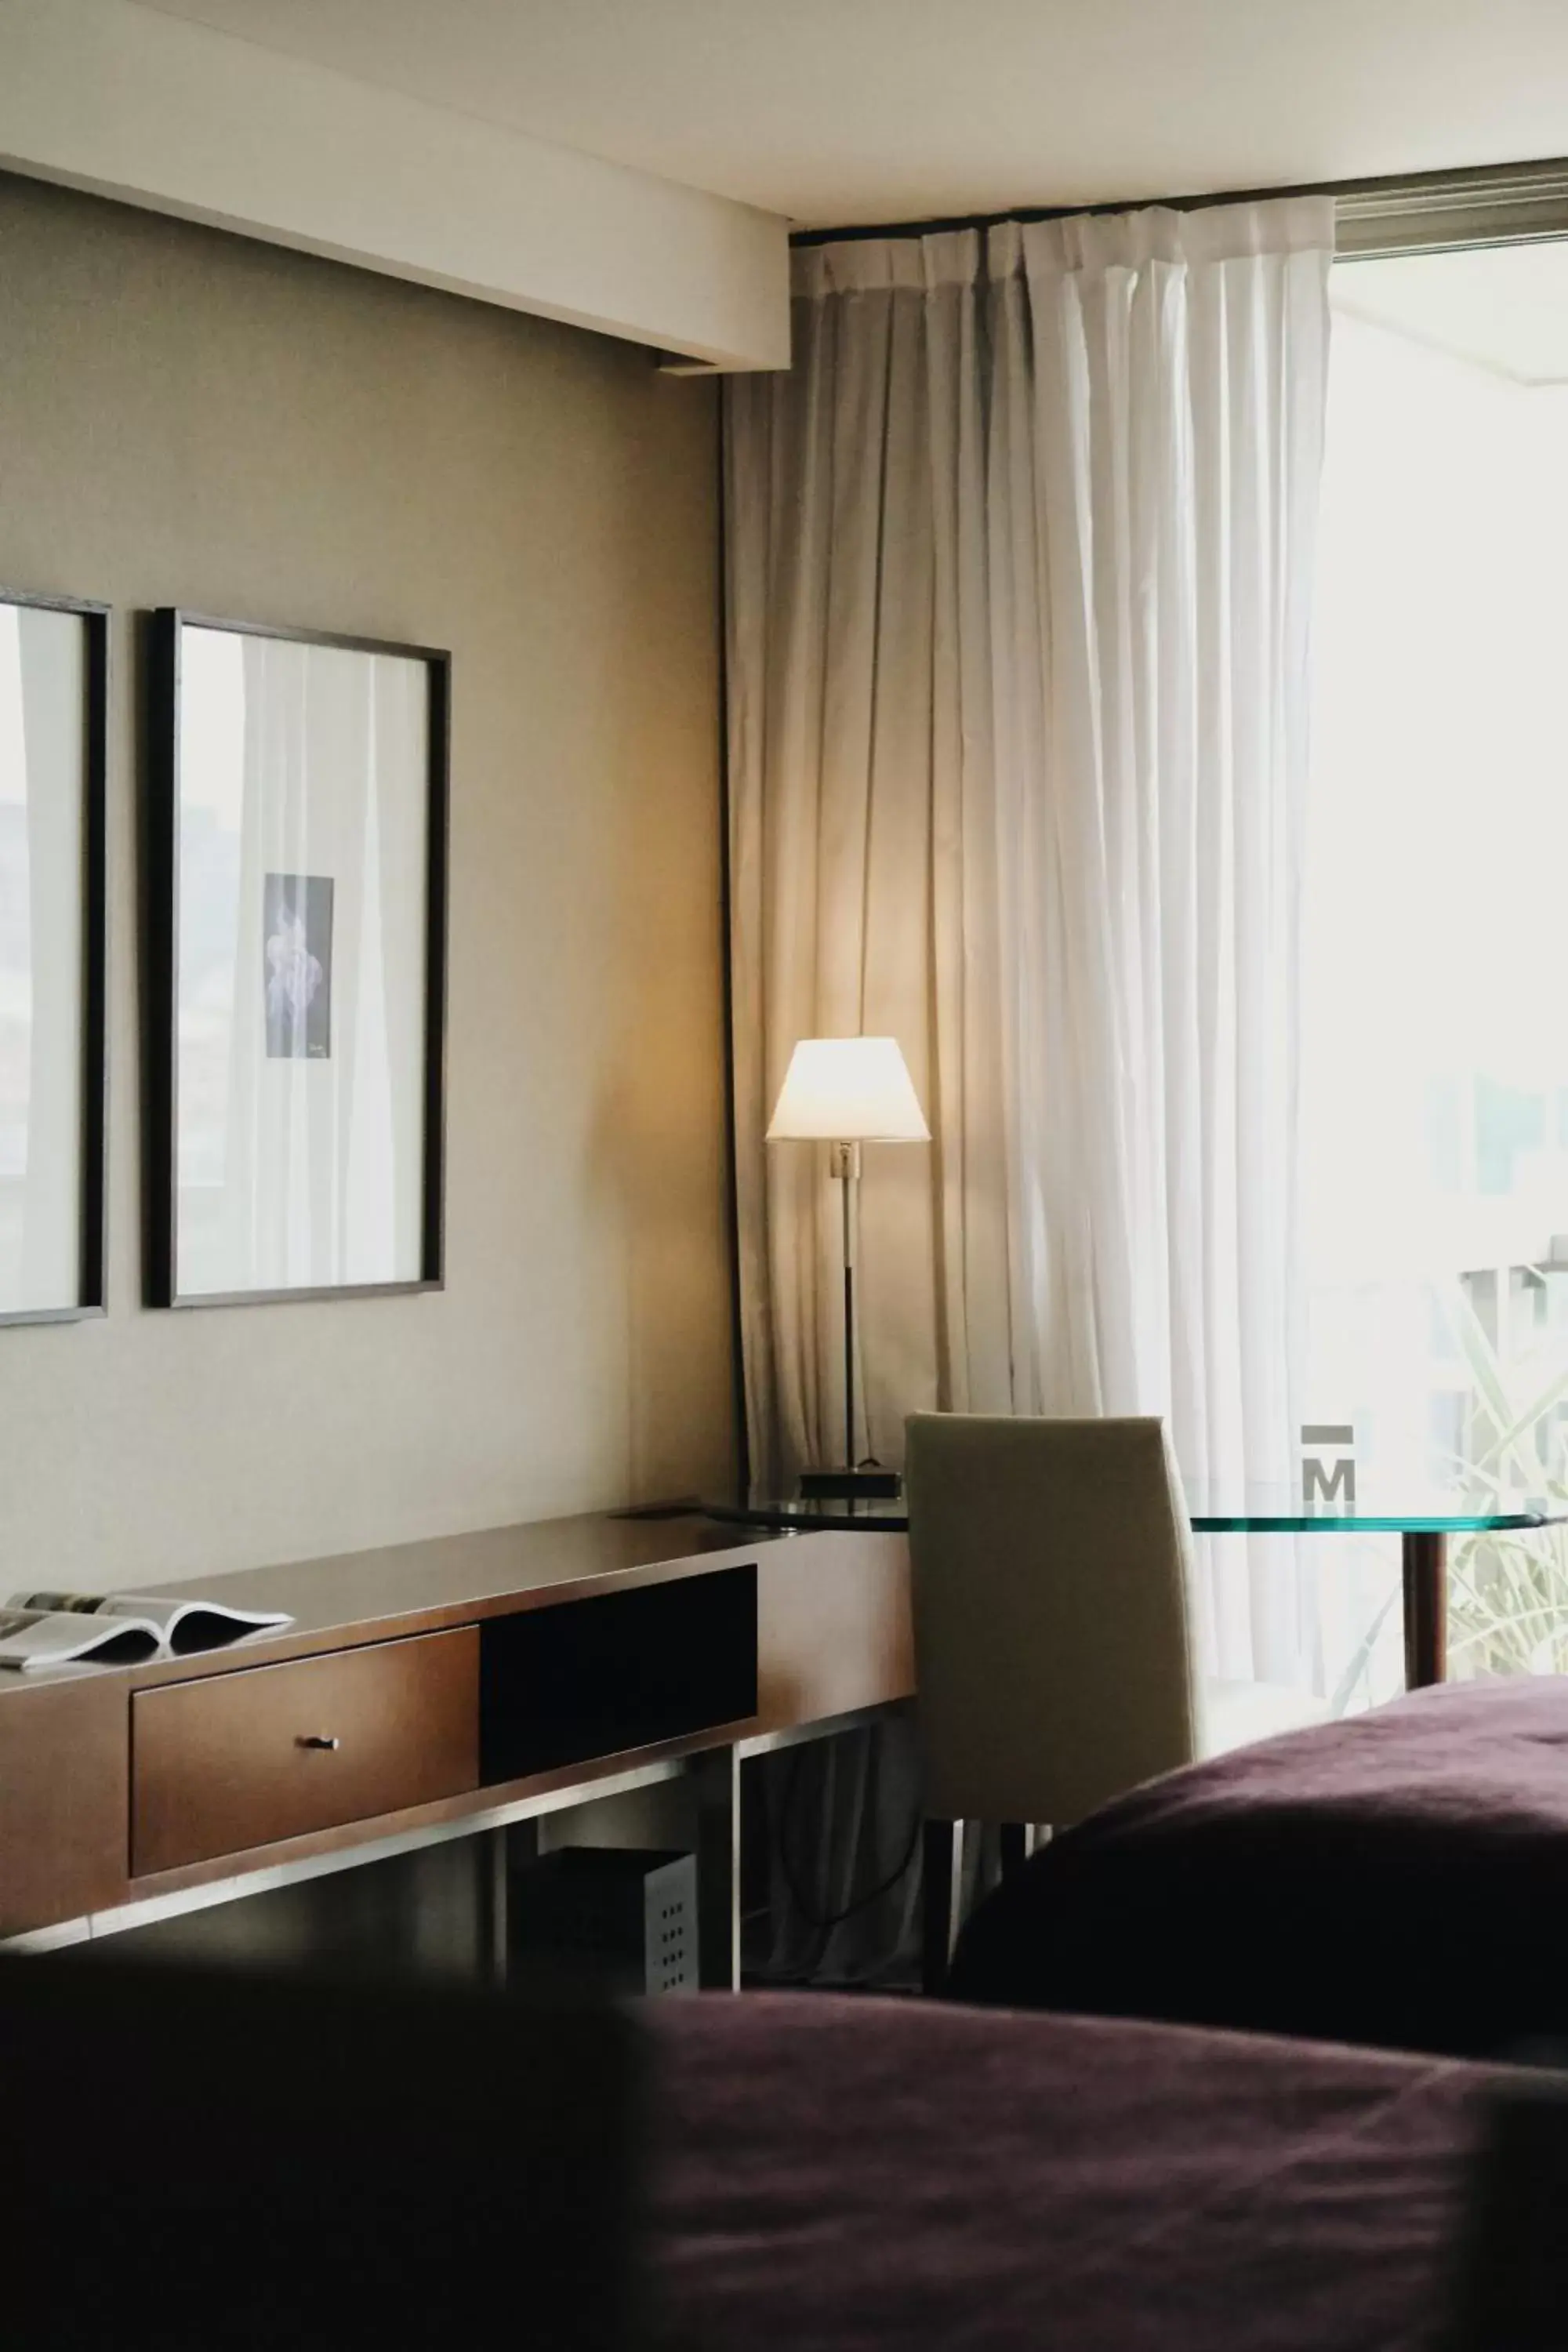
[0,1512,913,1983]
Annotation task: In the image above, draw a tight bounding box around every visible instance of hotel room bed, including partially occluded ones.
[647,1993,1497,2351]
[947,1675,1568,2056]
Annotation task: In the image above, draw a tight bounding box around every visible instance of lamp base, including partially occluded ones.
[798,1465,903,1502]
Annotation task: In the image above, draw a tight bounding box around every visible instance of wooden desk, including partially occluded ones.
[0,1512,913,1987]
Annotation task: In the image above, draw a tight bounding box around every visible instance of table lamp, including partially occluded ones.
[766,1036,930,1501]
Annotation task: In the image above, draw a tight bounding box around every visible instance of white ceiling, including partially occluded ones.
[139,0,1568,228]
[1337,240,1568,386]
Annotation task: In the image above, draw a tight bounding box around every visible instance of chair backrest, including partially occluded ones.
[905,1412,1200,1827]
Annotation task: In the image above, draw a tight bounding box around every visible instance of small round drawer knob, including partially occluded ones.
[296,1733,342,1751]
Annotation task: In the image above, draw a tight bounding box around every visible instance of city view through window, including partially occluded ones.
[1305,238,1568,1702]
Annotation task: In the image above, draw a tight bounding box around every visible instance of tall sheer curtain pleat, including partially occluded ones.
[727,198,1334,1976]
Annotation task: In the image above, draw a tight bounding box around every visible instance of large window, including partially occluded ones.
[1305,231,1568,1697]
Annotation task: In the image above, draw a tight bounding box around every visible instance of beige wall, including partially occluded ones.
[0,172,735,1588]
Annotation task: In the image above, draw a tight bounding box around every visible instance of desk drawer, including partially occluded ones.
[131,1630,478,1877]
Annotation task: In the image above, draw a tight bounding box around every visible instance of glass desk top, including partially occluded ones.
[703,1485,1568,1537]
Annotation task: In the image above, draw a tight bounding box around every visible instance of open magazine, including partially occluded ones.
[0,1589,294,1671]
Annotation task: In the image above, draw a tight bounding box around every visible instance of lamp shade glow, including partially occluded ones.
[766,1036,930,1143]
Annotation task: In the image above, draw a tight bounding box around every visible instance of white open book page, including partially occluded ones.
[0,1608,163,1669]
[0,1590,294,1668]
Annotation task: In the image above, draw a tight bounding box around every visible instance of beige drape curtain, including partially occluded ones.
[727,230,1022,1503]
[727,234,1017,1982]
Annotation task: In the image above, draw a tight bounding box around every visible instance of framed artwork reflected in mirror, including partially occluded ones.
[0,589,108,1326]
[147,611,449,1308]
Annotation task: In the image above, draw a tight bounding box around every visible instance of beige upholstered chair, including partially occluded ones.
[905,1411,1327,1990]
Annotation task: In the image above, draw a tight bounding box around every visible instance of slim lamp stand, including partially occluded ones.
[799,1142,902,1504]
[839,1139,858,1479]
[766,1037,928,1506]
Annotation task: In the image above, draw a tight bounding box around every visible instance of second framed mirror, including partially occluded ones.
[147,610,449,1308]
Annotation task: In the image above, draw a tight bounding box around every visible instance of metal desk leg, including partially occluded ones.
[921,1820,963,1996]
[1403,1530,1448,1688]
[476,1819,537,1988]
[690,1747,741,1991]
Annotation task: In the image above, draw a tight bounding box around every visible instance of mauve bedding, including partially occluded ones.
[949,1677,1568,2056]
[648,1994,1490,2351]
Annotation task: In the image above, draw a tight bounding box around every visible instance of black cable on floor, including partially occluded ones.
[772,1740,923,1933]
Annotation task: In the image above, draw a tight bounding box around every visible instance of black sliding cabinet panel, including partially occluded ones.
[479,1566,758,1783]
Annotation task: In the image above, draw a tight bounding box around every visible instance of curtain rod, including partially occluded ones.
[789,154,1568,260]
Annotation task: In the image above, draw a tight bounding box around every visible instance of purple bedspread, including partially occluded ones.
[948,1676,1568,2055]
[648,1994,1490,2351]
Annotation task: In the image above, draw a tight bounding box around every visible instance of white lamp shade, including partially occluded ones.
[766,1036,930,1143]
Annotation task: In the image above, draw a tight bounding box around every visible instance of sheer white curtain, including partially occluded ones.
[726,197,1334,1976]
[986,203,1334,1686]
